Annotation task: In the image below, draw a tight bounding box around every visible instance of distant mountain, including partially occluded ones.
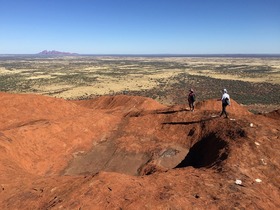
[38,50,79,55]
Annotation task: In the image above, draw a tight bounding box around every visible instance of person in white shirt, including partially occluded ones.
[219,89,230,118]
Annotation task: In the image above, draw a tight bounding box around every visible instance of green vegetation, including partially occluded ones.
[0,55,279,106]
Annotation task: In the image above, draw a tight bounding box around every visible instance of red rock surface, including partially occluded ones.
[0,92,279,209]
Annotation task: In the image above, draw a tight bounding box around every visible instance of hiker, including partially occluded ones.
[188,88,196,111]
[219,88,230,118]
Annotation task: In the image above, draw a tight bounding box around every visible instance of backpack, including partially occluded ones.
[225,97,230,105]
[192,94,196,101]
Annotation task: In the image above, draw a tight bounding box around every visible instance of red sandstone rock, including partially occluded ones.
[0,92,279,209]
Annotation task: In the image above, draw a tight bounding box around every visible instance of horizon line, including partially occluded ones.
[1,53,280,56]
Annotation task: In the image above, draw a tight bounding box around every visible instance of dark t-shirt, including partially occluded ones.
[188,92,195,102]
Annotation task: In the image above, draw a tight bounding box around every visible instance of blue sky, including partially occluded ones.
[0,0,280,54]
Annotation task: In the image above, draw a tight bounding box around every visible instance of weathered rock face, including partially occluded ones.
[0,92,279,209]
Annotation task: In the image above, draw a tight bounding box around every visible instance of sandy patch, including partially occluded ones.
[188,70,280,84]
[52,71,181,99]
[54,79,156,98]
[27,75,56,80]
[0,67,26,74]
[51,72,68,76]
[0,67,11,74]
[34,84,74,92]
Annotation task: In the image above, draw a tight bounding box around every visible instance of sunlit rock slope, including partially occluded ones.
[0,92,279,209]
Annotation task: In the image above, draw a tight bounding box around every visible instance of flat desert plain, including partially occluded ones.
[0,55,279,111]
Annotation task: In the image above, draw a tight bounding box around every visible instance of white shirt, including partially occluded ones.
[221,93,230,104]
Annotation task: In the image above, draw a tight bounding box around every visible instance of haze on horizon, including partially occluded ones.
[1,0,280,55]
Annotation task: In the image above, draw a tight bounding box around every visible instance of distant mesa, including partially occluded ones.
[38,50,79,55]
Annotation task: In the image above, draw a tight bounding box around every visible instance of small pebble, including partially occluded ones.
[261,159,267,165]
[235,179,242,185]
[255,179,262,183]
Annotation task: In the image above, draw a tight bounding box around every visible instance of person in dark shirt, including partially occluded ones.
[188,88,196,111]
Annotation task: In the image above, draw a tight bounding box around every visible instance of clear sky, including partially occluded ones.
[0,0,280,54]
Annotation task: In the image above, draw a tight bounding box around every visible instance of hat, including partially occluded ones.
[223,89,227,93]
[189,88,194,92]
